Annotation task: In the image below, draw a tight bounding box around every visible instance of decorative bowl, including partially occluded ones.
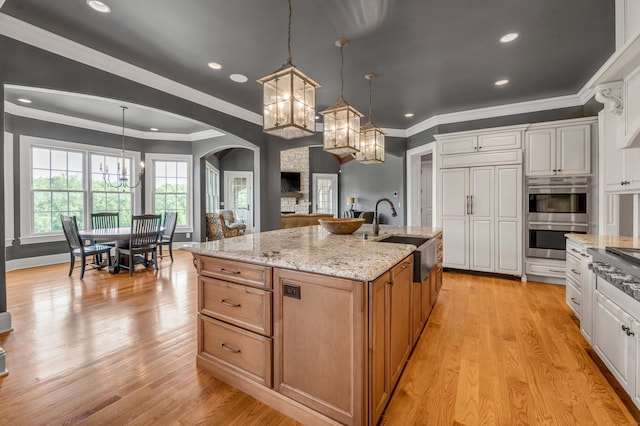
[317,218,365,235]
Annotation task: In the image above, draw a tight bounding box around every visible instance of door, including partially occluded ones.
[469,167,494,271]
[421,159,433,227]
[441,168,469,269]
[224,171,253,229]
[312,173,338,215]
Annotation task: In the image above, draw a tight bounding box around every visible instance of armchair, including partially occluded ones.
[217,209,247,234]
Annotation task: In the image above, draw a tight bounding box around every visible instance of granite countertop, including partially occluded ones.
[180,225,442,282]
[566,233,640,249]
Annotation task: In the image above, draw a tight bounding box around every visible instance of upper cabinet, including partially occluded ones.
[525,121,593,176]
[438,128,522,156]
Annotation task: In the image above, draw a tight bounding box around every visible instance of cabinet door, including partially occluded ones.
[556,124,591,175]
[602,109,628,192]
[494,165,522,275]
[580,253,594,344]
[525,129,555,176]
[441,168,469,269]
[273,269,365,425]
[369,272,390,425]
[625,148,640,191]
[593,291,635,392]
[477,131,521,152]
[389,257,414,388]
[439,136,478,155]
[469,167,494,272]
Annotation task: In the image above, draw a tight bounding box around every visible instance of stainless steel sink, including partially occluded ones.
[378,235,437,282]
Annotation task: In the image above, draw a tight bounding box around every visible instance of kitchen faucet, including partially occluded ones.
[373,198,398,236]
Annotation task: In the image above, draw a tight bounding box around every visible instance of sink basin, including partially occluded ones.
[378,235,437,282]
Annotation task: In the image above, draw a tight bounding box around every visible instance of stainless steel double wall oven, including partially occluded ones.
[526,176,590,260]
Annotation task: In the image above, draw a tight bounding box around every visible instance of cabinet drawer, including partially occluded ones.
[391,255,414,281]
[198,314,272,387]
[200,276,272,336]
[526,261,565,278]
[566,240,585,258]
[566,278,582,318]
[566,253,582,287]
[198,256,272,290]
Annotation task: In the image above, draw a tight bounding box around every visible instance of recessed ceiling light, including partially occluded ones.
[208,62,222,70]
[230,74,248,83]
[315,115,320,120]
[17,98,32,104]
[500,33,519,43]
[404,113,414,118]
[494,79,509,86]
[150,127,159,132]
[87,0,111,13]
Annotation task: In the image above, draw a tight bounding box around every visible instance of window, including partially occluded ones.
[90,154,133,226]
[20,135,142,244]
[312,173,338,215]
[146,153,193,232]
[32,146,85,232]
[205,162,219,213]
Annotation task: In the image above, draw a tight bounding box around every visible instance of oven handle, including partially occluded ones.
[528,221,589,232]
[527,185,589,194]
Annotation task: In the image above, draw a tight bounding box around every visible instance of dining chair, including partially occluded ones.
[61,215,113,279]
[115,214,162,276]
[90,212,119,247]
[158,211,177,262]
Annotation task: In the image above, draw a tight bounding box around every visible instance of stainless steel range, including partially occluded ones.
[588,247,640,301]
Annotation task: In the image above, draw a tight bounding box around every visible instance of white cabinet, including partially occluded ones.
[441,165,522,275]
[594,289,636,392]
[565,238,594,343]
[438,131,522,155]
[525,124,591,176]
[601,108,640,192]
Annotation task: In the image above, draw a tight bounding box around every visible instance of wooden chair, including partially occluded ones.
[158,212,177,262]
[217,209,247,234]
[115,214,162,276]
[61,215,112,279]
[214,213,241,238]
[90,212,119,247]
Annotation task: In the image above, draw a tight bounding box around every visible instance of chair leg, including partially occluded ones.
[106,251,113,267]
[169,244,173,262]
[69,253,75,276]
[129,253,134,276]
[80,254,86,280]
[153,250,158,271]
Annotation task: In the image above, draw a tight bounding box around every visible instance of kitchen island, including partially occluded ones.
[181,225,442,425]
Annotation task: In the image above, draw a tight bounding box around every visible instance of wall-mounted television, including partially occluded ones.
[281,172,301,193]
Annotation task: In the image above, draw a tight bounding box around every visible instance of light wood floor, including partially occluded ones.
[0,252,637,425]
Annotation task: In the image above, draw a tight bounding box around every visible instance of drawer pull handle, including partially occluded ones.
[193,257,198,269]
[220,268,241,275]
[571,269,581,275]
[220,343,241,353]
[549,269,564,273]
[571,248,579,253]
[570,297,580,306]
[401,263,410,270]
[622,325,630,333]
[221,299,241,308]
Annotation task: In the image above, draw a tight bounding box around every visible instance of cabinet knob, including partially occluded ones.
[622,325,629,332]
[621,181,626,186]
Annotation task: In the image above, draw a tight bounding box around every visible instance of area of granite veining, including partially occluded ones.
[566,233,640,249]
[180,225,442,282]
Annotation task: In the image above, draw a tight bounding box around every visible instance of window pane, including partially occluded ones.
[50,170,67,190]
[68,172,83,190]
[166,161,177,177]
[69,192,83,213]
[32,148,50,169]
[155,178,166,193]
[34,212,51,234]
[155,194,166,212]
[155,161,166,177]
[51,150,67,171]
[52,192,69,213]
[93,193,106,211]
[32,169,50,189]
[68,152,83,171]
[33,191,51,211]
[176,162,188,177]
[176,178,188,192]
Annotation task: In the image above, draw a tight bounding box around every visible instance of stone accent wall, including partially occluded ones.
[280,147,310,213]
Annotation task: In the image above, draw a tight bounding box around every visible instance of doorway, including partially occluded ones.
[224,171,253,229]
[406,142,437,227]
[421,154,433,227]
[312,173,338,215]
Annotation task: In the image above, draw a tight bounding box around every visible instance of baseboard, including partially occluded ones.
[6,253,68,271]
[0,311,12,334]
[0,347,7,377]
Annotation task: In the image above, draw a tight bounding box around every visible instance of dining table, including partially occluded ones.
[79,227,165,273]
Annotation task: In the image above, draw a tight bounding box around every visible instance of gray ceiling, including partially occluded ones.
[1,0,615,132]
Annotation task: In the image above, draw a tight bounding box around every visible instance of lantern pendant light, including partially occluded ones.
[357,73,386,164]
[322,39,363,155]
[257,0,320,139]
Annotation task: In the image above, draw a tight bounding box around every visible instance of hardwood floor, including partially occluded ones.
[0,254,637,425]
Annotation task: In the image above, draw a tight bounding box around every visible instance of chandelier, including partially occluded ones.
[257,0,320,139]
[357,73,385,164]
[322,39,363,155]
[100,106,144,189]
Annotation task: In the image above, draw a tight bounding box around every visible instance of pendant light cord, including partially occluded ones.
[120,106,127,153]
[286,0,293,65]
[340,45,344,100]
[368,78,373,122]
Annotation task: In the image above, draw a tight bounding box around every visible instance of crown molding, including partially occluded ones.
[5,101,223,141]
[0,13,601,142]
[0,13,262,126]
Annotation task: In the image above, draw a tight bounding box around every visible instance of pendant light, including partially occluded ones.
[357,73,385,164]
[99,106,144,189]
[257,0,320,139]
[322,39,363,155]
